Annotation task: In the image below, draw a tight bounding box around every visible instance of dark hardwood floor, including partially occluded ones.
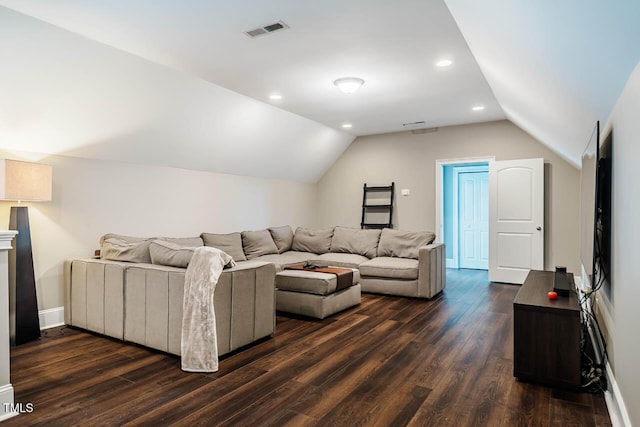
[7,269,611,426]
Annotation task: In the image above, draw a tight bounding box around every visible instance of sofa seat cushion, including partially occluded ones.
[308,253,369,269]
[276,269,360,295]
[359,257,419,280]
[253,251,315,271]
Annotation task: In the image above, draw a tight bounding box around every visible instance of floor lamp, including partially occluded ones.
[0,159,52,346]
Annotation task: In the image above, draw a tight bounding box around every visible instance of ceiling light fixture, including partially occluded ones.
[436,59,453,67]
[341,123,353,129]
[333,77,365,94]
[269,94,283,100]
[472,105,485,111]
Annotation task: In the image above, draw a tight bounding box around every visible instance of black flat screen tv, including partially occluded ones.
[595,128,613,298]
[580,121,612,296]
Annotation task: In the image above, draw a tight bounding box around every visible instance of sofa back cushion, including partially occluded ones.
[160,236,204,247]
[149,240,197,268]
[268,225,294,253]
[291,227,334,254]
[330,226,381,258]
[100,234,152,263]
[377,228,436,259]
[241,230,279,260]
[201,232,247,262]
[100,234,204,264]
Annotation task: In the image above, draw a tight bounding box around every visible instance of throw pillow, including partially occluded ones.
[291,227,334,254]
[201,232,247,262]
[330,226,381,258]
[241,230,279,260]
[377,228,436,259]
[100,234,152,263]
[158,236,204,247]
[268,225,294,253]
[149,240,197,268]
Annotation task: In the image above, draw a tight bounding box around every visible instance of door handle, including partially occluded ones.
[536,226,542,231]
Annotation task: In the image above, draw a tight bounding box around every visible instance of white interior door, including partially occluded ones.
[459,171,489,270]
[489,158,544,284]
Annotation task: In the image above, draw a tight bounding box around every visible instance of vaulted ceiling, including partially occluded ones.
[1,0,639,177]
[446,0,640,167]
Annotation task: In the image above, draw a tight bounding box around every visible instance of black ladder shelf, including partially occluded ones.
[361,182,394,229]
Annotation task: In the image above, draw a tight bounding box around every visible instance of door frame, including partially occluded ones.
[453,166,489,269]
[435,156,495,268]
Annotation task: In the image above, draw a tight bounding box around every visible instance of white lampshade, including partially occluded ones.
[0,159,52,202]
[334,77,365,94]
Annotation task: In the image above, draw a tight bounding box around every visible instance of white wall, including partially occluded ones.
[0,5,345,315]
[0,6,354,183]
[0,151,316,312]
[445,0,640,168]
[316,120,581,273]
[598,61,640,427]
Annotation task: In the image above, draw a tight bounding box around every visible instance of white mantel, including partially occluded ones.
[0,230,18,421]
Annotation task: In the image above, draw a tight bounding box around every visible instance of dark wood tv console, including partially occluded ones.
[513,270,581,389]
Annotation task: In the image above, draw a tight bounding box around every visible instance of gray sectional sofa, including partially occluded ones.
[64,236,276,357]
[246,226,446,299]
[64,225,445,356]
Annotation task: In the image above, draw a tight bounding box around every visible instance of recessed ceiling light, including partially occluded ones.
[269,94,283,100]
[436,59,453,67]
[472,105,485,111]
[334,77,365,94]
[341,123,353,129]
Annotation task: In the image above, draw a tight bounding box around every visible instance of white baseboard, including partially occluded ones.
[604,361,632,427]
[0,384,18,422]
[446,258,455,269]
[38,307,65,330]
[0,411,18,422]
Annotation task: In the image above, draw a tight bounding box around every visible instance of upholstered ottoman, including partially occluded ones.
[275,268,361,319]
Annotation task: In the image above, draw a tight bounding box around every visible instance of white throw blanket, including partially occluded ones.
[181,246,236,372]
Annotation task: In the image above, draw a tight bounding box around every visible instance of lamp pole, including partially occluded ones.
[8,206,40,345]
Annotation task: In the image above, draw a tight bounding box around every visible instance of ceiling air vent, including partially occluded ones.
[244,21,289,38]
[402,120,438,134]
[402,120,426,127]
